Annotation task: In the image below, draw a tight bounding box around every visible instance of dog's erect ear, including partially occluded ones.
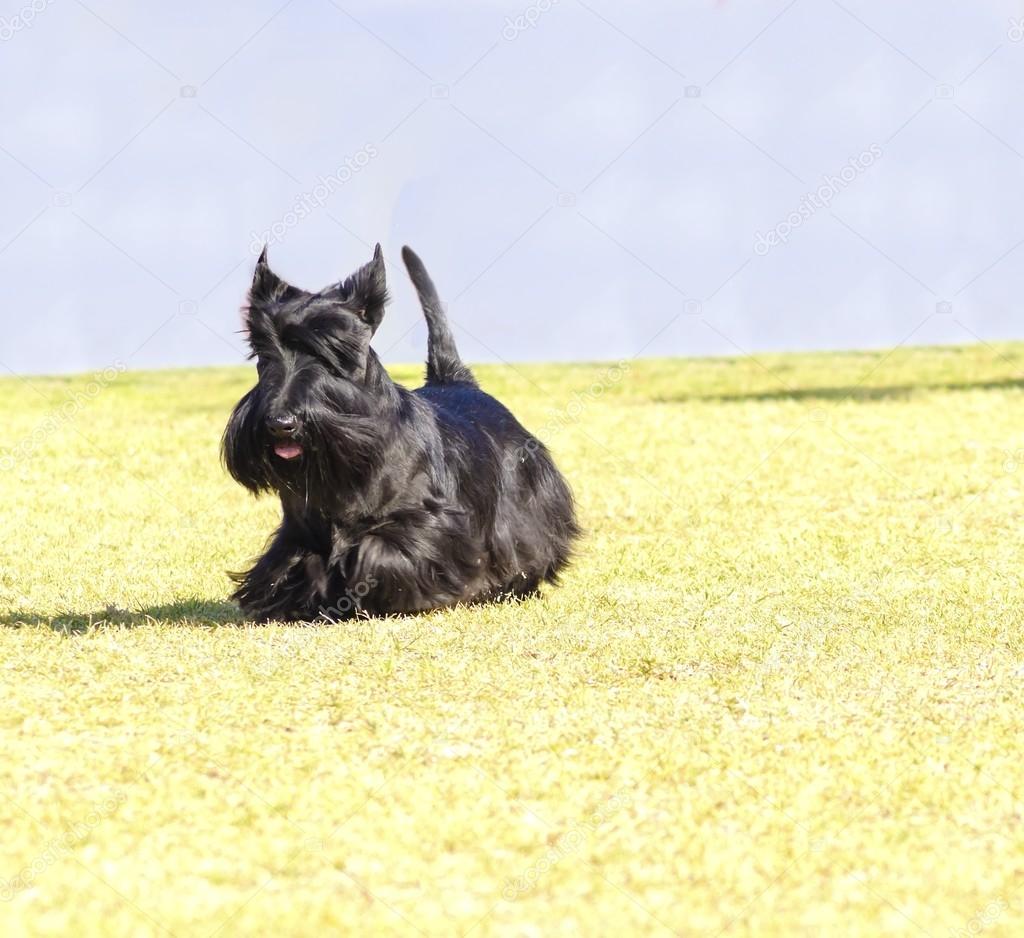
[340,243,388,331]
[250,246,298,304]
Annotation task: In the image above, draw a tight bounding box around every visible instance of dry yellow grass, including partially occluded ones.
[1,343,1023,936]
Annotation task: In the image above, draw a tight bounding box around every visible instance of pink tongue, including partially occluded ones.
[274,442,302,460]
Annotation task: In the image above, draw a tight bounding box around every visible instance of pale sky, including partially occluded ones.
[2,0,1023,374]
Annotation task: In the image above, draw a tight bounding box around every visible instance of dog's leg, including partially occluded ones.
[345,512,486,614]
[231,530,332,622]
[344,534,441,614]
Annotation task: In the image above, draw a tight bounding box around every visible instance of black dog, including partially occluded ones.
[222,244,579,621]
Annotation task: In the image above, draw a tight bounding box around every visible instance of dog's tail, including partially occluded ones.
[401,245,476,386]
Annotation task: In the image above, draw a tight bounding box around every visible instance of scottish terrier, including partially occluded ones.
[222,244,579,621]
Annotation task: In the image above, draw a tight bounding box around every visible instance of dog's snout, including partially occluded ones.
[267,413,299,439]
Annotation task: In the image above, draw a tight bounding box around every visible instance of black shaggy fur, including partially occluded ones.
[222,243,579,621]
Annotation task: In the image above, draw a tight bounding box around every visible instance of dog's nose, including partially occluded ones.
[267,414,298,439]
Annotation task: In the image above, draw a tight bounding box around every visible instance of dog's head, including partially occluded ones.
[222,245,393,500]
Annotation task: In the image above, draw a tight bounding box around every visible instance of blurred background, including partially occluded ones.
[2,0,1024,374]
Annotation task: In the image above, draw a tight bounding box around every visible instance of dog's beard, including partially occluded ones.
[284,408,389,511]
[223,393,391,513]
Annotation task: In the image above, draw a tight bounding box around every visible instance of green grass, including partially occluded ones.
[2,342,1024,936]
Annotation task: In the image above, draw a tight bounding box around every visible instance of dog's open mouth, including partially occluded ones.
[273,442,303,460]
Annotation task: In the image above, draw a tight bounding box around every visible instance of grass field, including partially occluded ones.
[2,342,1024,936]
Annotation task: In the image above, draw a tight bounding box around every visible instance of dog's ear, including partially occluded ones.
[250,247,303,305]
[341,243,389,331]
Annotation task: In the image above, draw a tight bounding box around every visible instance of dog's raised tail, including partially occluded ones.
[402,246,476,386]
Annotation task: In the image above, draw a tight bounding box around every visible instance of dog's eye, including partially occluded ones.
[294,341,338,371]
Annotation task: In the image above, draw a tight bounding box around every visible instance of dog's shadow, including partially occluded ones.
[0,599,244,633]
[2,594,538,632]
